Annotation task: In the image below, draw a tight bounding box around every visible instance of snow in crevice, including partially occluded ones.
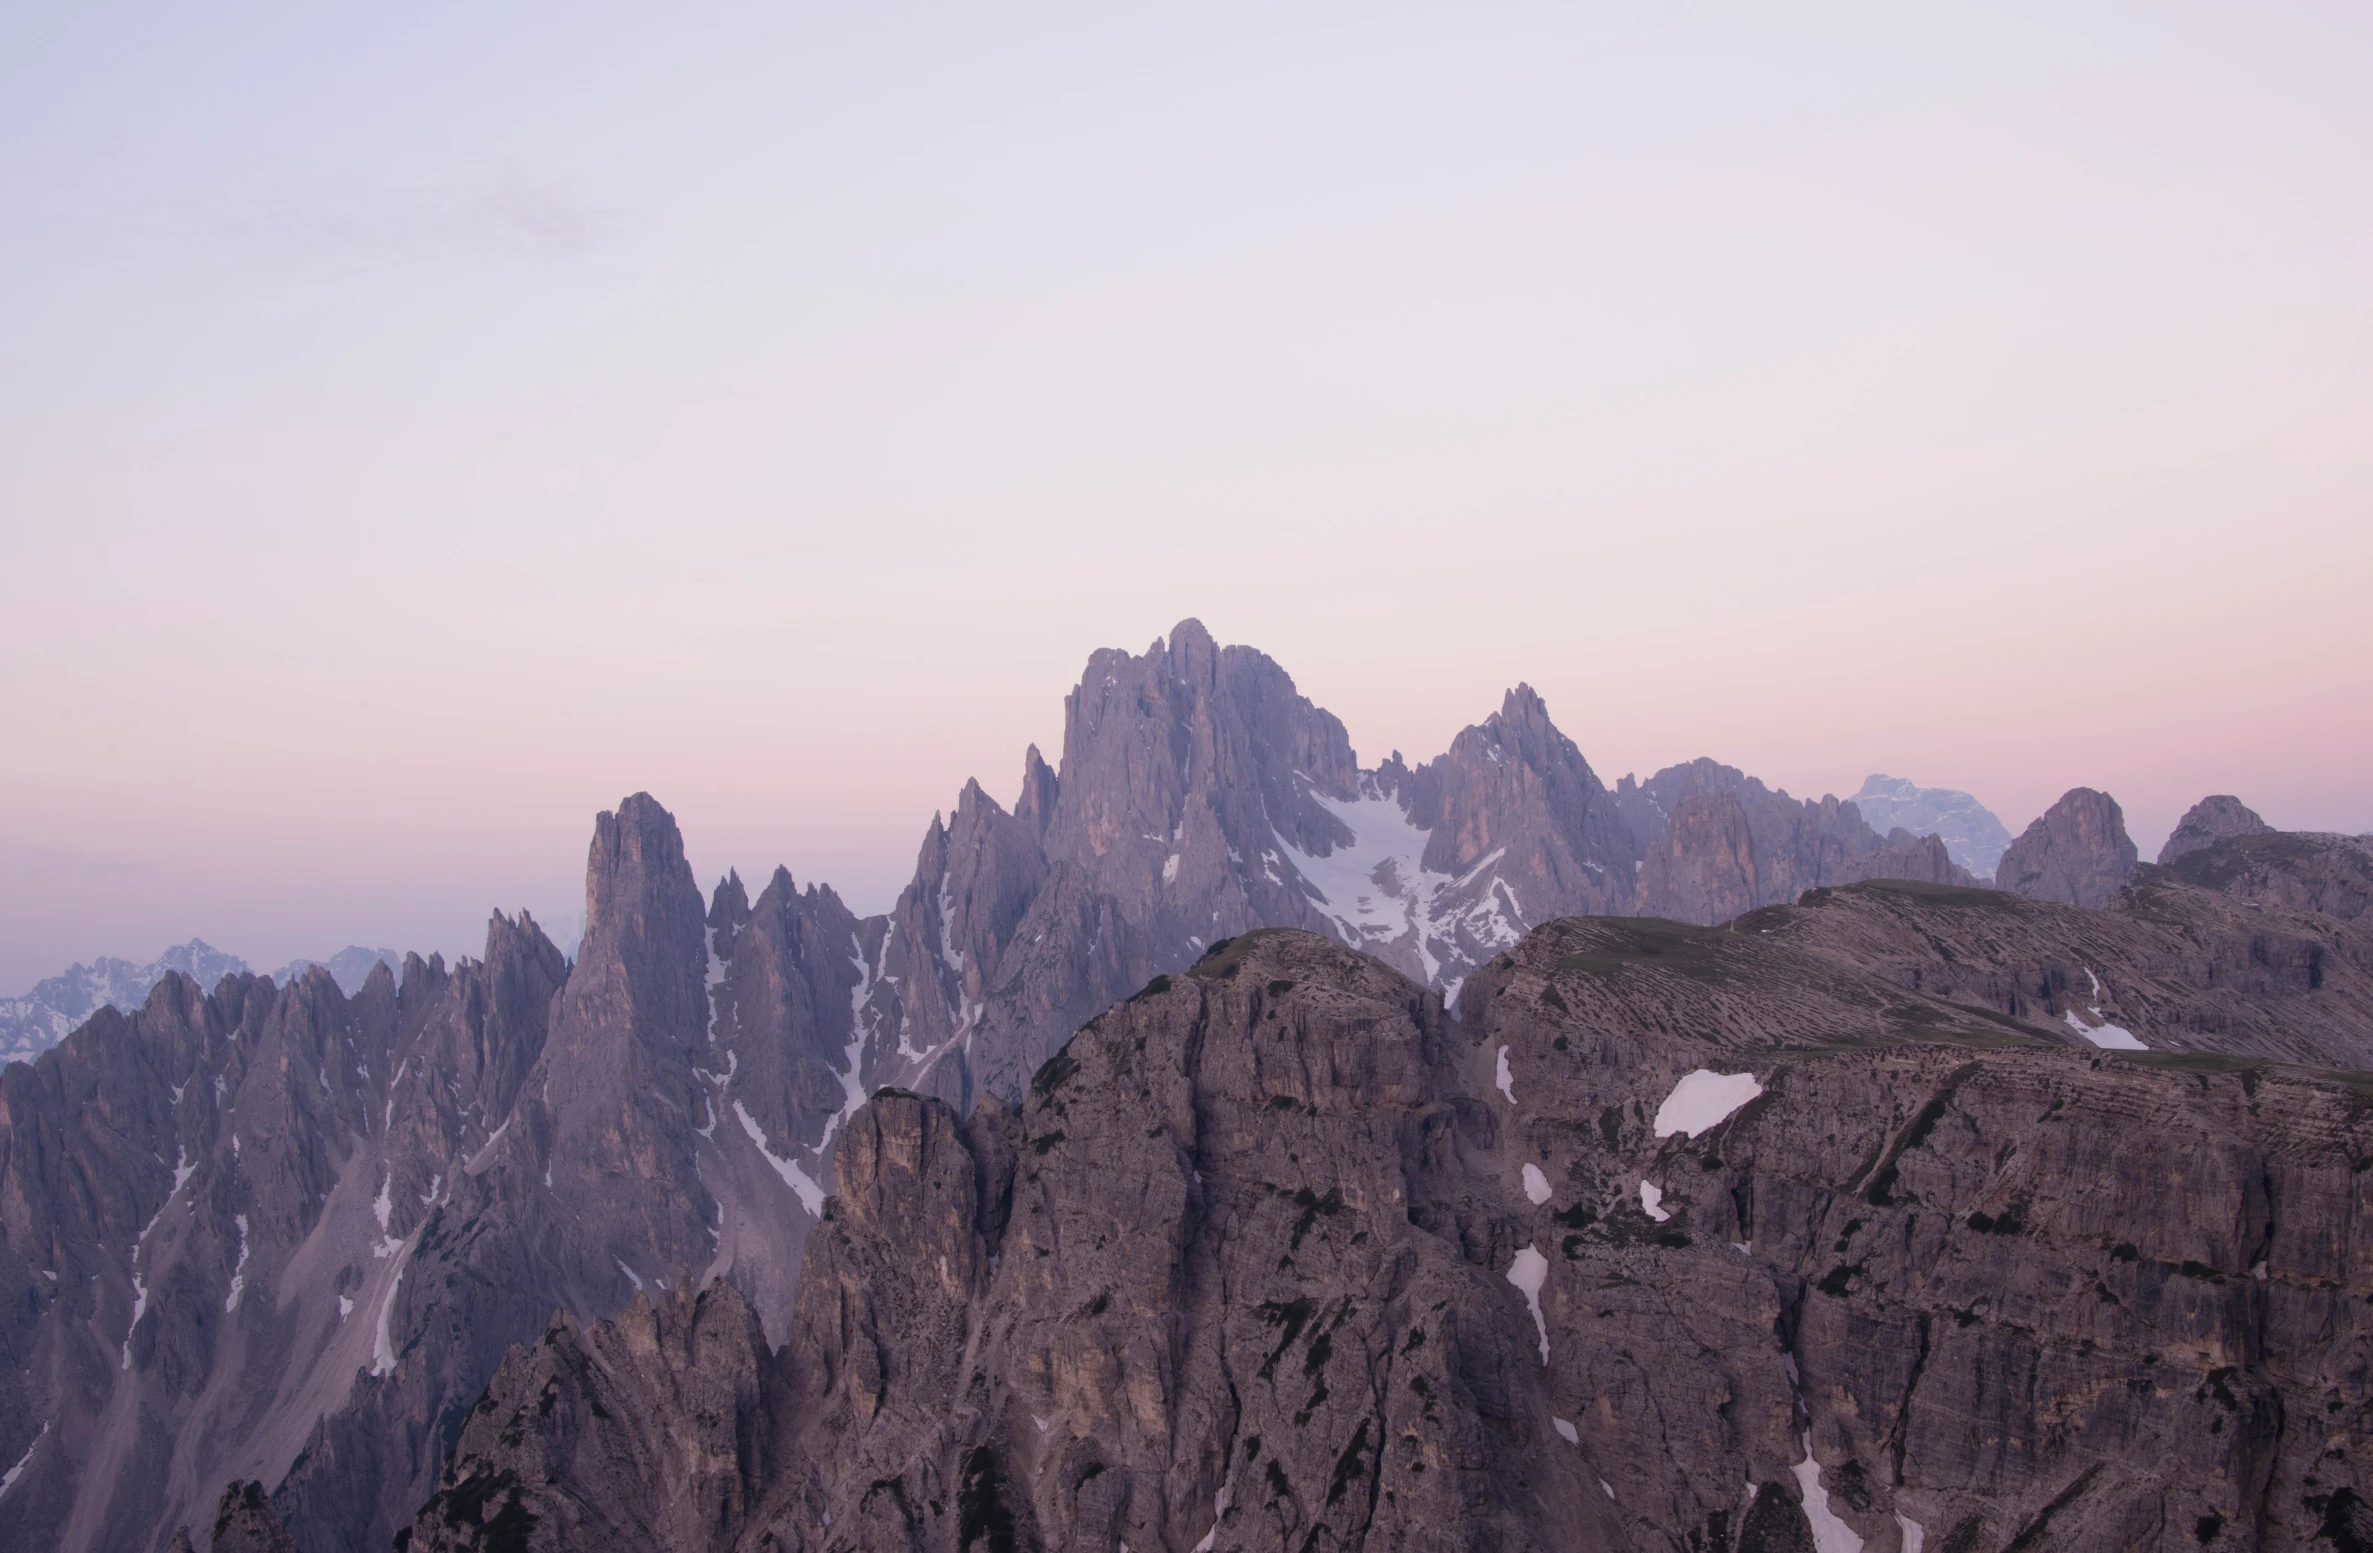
[1189,1482,1233,1553]
[122,1150,194,1368]
[704,938,727,1042]
[1496,1046,1516,1104]
[337,1294,354,1321]
[371,1257,407,1377]
[810,956,874,1164]
[0,1421,48,1496]
[1654,1070,1763,1138]
[1506,1244,1550,1362]
[1552,1416,1579,1444]
[466,1117,510,1171]
[372,1172,402,1258]
[1790,1432,1865,1553]
[615,1258,644,1293]
[938,881,965,976]
[1896,1513,1925,1553]
[1521,1164,1552,1204]
[2065,966,2147,1050]
[1270,776,1527,983]
[736,1101,825,1216]
[223,1214,250,1313]
[1640,1182,1670,1222]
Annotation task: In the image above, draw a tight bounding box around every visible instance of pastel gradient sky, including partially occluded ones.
[4,3,2369,990]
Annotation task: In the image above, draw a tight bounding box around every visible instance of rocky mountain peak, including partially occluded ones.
[1996,786,2139,907]
[2159,794,2275,864]
[570,792,709,1056]
[706,869,752,960]
[1015,743,1058,837]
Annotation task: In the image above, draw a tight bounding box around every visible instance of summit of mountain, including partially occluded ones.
[1996,786,2140,908]
[2158,793,2276,865]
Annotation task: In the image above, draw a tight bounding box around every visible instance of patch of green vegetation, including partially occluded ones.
[1836,878,2025,910]
[1256,1297,1317,1381]
[1326,1419,1371,1506]
[1289,1187,1347,1250]
[1968,1202,2028,1236]
[1552,919,1741,984]
[2114,1051,2266,1079]
[1187,929,1293,982]
[1030,1049,1081,1103]
[958,1447,1019,1553]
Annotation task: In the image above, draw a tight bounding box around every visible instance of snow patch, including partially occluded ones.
[224,1214,250,1312]
[1506,1244,1549,1362]
[2066,967,2147,1049]
[736,1101,825,1216]
[1162,853,1180,885]
[2065,1008,2146,1051]
[0,1421,47,1497]
[616,1258,644,1293]
[338,1294,354,1321]
[371,1259,406,1376]
[1521,1163,1552,1205]
[1896,1513,1925,1553]
[1790,1433,1865,1553]
[1600,1478,1616,1500]
[1270,778,1527,983]
[1552,1416,1579,1444]
[1190,1483,1233,1553]
[1496,1046,1516,1104]
[1654,1070,1763,1138]
[1640,1182,1670,1222]
[372,1172,402,1258]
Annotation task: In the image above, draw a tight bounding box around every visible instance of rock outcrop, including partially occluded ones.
[1996,787,2140,908]
[2160,795,2276,865]
[412,923,2373,1552]
[1622,760,1973,926]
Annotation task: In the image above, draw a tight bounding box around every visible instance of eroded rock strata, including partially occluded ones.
[415,925,2373,1552]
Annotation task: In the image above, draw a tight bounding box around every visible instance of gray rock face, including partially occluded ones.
[2160,796,2276,865]
[1620,760,1973,926]
[0,939,250,1064]
[2145,831,2373,925]
[1848,774,2015,879]
[410,920,2373,1552]
[1996,787,2140,908]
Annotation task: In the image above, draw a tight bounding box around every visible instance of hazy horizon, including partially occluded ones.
[6,5,2369,991]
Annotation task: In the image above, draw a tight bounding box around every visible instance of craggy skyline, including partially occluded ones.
[4,4,2368,989]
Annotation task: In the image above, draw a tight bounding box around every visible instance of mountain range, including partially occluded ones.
[2,946,418,1068]
[3,620,2369,1553]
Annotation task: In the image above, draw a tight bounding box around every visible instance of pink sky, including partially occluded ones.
[3,5,2368,988]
